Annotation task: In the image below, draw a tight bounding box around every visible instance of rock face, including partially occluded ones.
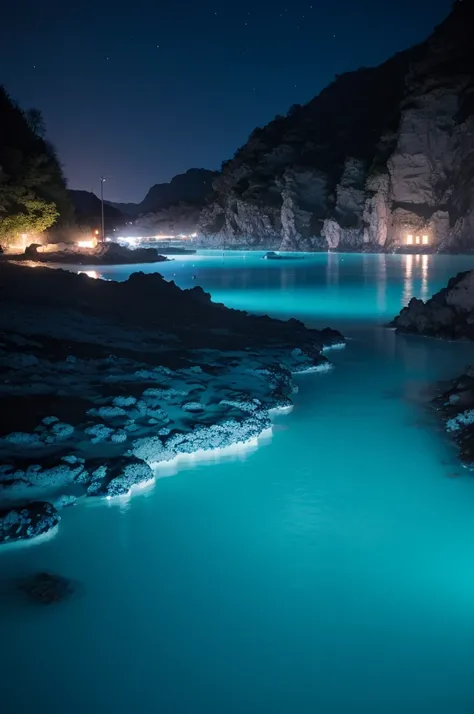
[199,1,474,252]
[392,270,474,340]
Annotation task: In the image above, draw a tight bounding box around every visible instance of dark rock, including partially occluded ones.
[17,572,75,605]
[0,502,59,544]
[10,242,168,266]
[79,456,153,498]
[433,370,474,469]
[392,270,474,340]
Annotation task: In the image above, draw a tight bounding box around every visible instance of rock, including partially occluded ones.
[53,494,77,509]
[80,456,154,497]
[433,370,474,469]
[0,502,59,544]
[16,572,75,605]
[181,402,204,412]
[392,270,474,340]
[165,413,271,455]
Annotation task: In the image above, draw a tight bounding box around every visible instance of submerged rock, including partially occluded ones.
[16,572,75,605]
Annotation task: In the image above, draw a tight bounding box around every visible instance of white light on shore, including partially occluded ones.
[77,239,95,249]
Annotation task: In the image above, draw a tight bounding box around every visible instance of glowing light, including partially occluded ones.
[21,233,28,239]
[79,270,100,279]
[77,239,95,249]
[406,234,413,245]
[422,235,429,245]
[94,230,99,236]
[415,236,421,244]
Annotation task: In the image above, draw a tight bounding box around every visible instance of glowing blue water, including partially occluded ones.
[3,252,474,713]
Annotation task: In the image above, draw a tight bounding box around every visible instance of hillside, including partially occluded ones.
[199,0,474,252]
[107,168,217,216]
[68,189,125,230]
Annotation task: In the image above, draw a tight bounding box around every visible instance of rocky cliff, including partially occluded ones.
[199,0,474,252]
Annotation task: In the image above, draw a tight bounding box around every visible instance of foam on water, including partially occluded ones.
[2,252,474,714]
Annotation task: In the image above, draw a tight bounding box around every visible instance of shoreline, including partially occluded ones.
[0,262,344,545]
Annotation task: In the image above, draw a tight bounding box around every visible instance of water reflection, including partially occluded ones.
[326,252,339,285]
[421,255,429,301]
[79,270,100,279]
[403,255,413,307]
[376,254,387,312]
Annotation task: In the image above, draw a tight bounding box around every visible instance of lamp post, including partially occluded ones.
[100,177,106,242]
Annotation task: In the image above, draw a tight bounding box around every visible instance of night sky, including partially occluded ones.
[2,0,453,203]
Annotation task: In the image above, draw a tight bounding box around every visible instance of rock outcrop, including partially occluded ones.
[199,1,474,252]
[0,502,59,544]
[392,270,474,339]
[0,262,344,540]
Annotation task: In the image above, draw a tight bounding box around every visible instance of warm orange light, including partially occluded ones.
[406,234,413,245]
[94,230,99,235]
[422,235,429,245]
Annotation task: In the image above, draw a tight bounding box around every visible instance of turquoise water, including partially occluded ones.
[3,252,474,713]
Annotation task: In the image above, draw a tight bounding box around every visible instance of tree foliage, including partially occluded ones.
[0,86,72,245]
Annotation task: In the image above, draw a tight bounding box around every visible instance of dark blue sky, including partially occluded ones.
[2,0,453,202]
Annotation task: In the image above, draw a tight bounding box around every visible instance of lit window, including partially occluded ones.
[422,235,429,245]
[415,236,420,244]
[407,234,413,245]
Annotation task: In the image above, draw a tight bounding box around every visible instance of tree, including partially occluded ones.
[0,188,58,244]
[0,86,71,243]
[25,108,46,138]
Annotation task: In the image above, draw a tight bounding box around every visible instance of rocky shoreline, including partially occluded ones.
[2,242,168,265]
[0,262,344,545]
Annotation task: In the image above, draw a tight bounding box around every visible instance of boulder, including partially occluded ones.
[0,502,59,544]
[16,572,75,605]
[392,270,474,340]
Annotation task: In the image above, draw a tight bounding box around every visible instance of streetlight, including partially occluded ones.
[100,177,106,242]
